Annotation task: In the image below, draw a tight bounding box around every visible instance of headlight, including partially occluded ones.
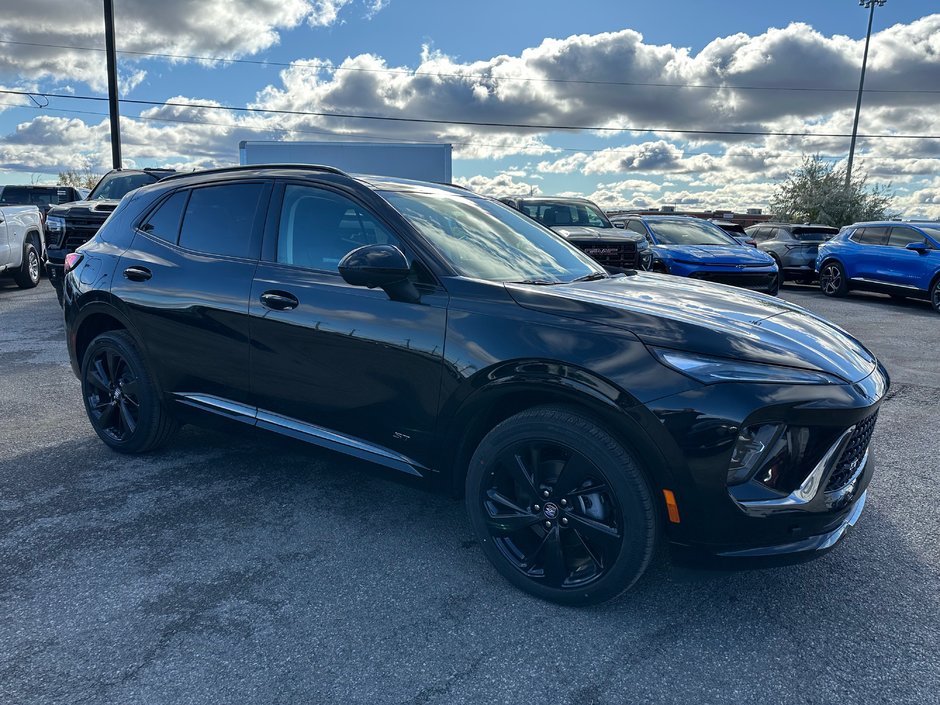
[651,348,844,385]
[45,216,66,234]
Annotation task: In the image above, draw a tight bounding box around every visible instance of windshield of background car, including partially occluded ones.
[914,225,940,245]
[646,219,737,246]
[382,191,602,283]
[792,227,838,242]
[522,201,612,229]
[88,172,160,201]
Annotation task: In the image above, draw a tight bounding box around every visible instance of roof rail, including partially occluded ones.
[158,163,350,182]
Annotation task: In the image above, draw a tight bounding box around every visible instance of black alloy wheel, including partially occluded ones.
[932,279,940,314]
[81,331,178,453]
[820,261,848,297]
[466,406,657,605]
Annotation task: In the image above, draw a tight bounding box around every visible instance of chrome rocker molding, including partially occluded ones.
[174,393,426,477]
[850,277,922,292]
[735,425,866,517]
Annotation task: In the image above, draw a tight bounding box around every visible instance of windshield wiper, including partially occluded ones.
[570,272,608,283]
[515,279,562,285]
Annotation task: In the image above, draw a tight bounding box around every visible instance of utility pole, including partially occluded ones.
[846,0,885,190]
[103,0,122,169]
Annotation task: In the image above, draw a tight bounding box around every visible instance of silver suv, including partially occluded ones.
[745,223,838,283]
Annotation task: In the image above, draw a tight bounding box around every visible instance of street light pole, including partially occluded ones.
[103,0,122,169]
[845,0,884,190]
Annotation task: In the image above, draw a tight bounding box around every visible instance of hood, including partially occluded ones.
[506,274,876,383]
[47,200,120,219]
[553,226,646,244]
[657,244,774,265]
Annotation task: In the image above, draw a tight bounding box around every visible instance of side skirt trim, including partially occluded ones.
[174,393,425,477]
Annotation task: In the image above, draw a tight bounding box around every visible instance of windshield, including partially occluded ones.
[382,191,602,283]
[521,201,613,229]
[88,172,160,201]
[647,219,737,246]
[918,225,940,245]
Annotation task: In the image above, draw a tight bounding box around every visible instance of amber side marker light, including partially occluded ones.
[662,489,681,524]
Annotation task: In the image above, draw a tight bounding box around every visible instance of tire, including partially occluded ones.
[80,330,178,453]
[766,273,780,297]
[465,405,657,605]
[931,278,940,315]
[13,241,40,289]
[819,260,849,297]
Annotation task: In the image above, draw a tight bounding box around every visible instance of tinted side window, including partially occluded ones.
[626,220,647,235]
[179,183,264,258]
[857,227,890,245]
[887,227,926,248]
[752,227,771,242]
[276,185,399,272]
[140,190,189,243]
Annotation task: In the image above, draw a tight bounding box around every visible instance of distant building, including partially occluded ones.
[606,207,772,228]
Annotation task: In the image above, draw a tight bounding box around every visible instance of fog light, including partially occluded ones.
[727,424,781,485]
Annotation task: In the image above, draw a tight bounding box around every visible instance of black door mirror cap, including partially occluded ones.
[338,244,420,303]
[905,241,929,254]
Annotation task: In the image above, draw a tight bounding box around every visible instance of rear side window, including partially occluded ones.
[887,227,926,248]
[792,227,836,242]
[852,227,889,245]
[140,191,188,243]
[179,183,264,258]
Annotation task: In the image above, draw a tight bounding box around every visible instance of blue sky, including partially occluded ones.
[0,0,938,216]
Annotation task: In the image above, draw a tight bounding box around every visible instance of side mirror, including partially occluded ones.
[905,241,929,254]
[338,244,420,303]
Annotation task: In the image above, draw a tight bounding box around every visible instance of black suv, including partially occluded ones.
[45,168,176,302]
[0,184,86,217]
[499,196,652,272]
[64,166,887,605]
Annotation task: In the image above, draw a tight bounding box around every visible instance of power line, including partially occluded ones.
[0,98,929,163]
[1,88,938,141]
[2,38,939,95]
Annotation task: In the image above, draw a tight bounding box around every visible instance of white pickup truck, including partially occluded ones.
[0,205,44,289]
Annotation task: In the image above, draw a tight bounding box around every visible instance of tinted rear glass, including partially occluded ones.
[0,187,57,207]
[792,227,837,241]
[855,227,890,245]
[178,183,264,258]
[141,190,189,243]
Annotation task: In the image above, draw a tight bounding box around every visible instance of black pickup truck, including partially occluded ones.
[45,168,176,303]
[499,196,653,272]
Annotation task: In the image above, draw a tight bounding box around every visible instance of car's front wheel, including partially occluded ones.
[465,406,657,605]
[819,260,848,297]
[81,331,178,453]
[931,278,940,314]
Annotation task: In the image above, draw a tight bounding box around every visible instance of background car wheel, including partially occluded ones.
[766,273,780,296]
[931,279,940,314]
[14,242,40,289]
[465,405,657,605]
[819,261,848,297]
[81,330,178,453]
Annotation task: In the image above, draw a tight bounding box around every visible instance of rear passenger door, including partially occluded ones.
[112,180,271,406]
[846,226,890,281]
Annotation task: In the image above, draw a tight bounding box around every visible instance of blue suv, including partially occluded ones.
[617,215,779,294]
[816,221,940,313]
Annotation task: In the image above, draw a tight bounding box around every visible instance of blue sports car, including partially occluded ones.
[816,221,940,313]
[616,215,779,294]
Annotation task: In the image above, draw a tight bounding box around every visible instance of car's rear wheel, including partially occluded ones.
[819,261,848,297]
[81,331,178,453]
[931,278,940,314]
[14,242,40,289]
[465,406,657,605]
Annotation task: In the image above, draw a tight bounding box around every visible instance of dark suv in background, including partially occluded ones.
[746,223,838,283]
[499,196,653,271]
[63,165,887,605]
[45,168,176,302]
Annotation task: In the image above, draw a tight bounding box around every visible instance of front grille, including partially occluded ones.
[574,241,639,270]
[688,271,777,290]
[62,216,107,251]
[826,411,878,492]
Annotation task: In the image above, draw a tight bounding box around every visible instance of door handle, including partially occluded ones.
[123,266,152,282]
[260,290,299,311]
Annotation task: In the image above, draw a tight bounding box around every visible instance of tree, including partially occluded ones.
[770,154,894,227]
[58,168,101,190]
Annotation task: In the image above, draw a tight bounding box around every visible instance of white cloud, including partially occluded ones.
[454,173,542,198]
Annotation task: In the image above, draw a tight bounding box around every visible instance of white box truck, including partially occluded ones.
[238,141,452,183]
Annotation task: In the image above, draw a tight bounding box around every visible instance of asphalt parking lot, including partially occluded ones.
[2,279,938,705]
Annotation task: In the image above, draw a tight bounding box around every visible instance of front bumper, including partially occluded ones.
[666,261,779,292]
